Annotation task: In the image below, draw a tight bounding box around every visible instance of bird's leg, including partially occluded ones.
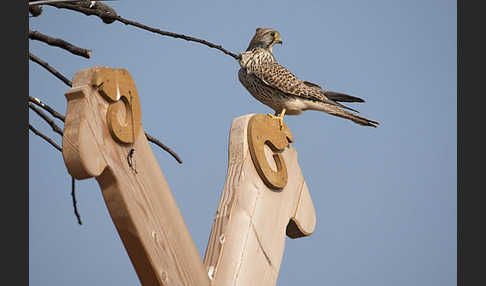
[278,108,286,129]
[267,111,278,119]
[267,108,286,129]
[267,111,279,119]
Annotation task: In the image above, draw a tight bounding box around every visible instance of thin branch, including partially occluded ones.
[30,0,116,5]
[29,102,64,136]
[29,95,183,163]
[47,2,241,60]
[145,132,183,164]
[29,100,82,226]
[29,30,92,58]
[47,1,119,24]
[29,52,73,87]
[29,96,66,122]
[30,46,183,163]
[114,17,240,60]
[29,4,43,17]
[71,177,83,225]
[29,124,62,152]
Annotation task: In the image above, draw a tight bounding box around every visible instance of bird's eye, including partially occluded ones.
[270,32,275,37]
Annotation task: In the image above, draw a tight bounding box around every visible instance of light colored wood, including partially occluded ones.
[93,67,142,144]
[247,114,294,189]
[62,66,210,286]
[203,114,316,286]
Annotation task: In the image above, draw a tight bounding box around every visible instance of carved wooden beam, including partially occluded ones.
[61,66,316,286]
[204,114,316,286]
[62,66,210,286]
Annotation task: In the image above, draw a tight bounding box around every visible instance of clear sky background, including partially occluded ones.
[29,0,456,285]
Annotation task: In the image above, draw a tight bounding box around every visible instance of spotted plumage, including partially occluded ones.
[238,28,379,127]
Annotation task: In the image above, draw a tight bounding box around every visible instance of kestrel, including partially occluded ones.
[238,28,379,128]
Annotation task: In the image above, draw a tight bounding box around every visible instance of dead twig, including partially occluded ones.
[71,176,83,225]
[29,96,66,122]
[29,106,82,225]
[29,30,92,58]
[29,102,64,136]
[29,31,183,163]
[29,52,73,87]
[29,95,183,163]
[47,0,119,24]
[29,124,62,152]
[47,2,241,60]
[30,0,115,5]
[29,5,43,17]
[114,17,240,60]
[145,133,183,164]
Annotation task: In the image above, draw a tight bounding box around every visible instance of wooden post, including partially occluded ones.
[62,66,210,286]
[61,66,316,286]
[204,114,316,286]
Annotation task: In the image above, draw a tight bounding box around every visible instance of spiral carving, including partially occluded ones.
[247,114,294,190]
[92,67,142,144]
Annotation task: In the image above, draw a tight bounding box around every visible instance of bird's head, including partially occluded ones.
[246,28,283,52]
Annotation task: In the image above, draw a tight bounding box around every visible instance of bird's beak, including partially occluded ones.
[273,33,283,45]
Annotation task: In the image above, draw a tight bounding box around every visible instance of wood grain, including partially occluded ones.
[62,66,210,286]
[247,114,294,189]
[203,114,316,286]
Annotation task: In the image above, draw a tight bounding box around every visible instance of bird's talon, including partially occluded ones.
[266,113,284,129]
[267,113,279,119]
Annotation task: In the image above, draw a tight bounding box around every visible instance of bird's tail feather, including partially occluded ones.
[302,81,364,112]
[330,100,360,113]
[303,81,365,103]
[323,91,365,103]
[319,104,379,127]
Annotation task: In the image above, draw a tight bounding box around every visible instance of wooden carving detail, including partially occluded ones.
[247,114,294,190]
[61,66,317,286]
[204,114,316,286]
[62,66,210,286]
[92,67,142,144]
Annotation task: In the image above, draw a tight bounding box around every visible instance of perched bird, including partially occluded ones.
[238,28,379,128]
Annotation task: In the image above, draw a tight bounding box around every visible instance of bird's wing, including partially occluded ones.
[302,80,365,103]
[253,62,317,99]
[302,80,323,89]
[253,63,360,112]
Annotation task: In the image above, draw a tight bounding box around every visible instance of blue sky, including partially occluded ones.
[29,1,456,285]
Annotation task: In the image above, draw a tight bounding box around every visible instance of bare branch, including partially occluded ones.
[29,5,43,17]
[29,102,64,136]
[29,52,73,87]
[47,1,118,24]
[71,177,83,225]
[114,18,240,60]
[29,30,92,58]
[29,39,183,163]
[46,2,241,60]
[29,96,66,122]
[29,124,62,152]
[29,95,183,164]
[30,0,116,5]
[145,132,183,164]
